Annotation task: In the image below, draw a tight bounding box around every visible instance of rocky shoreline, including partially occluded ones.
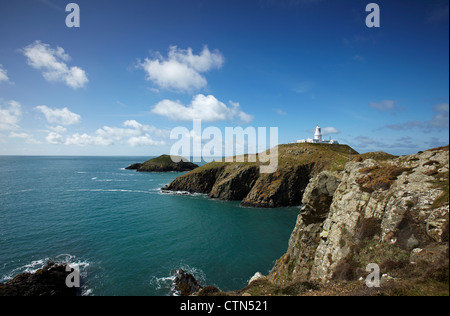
[0,262,78,296]
[171,145,450,296]
[2,145,448,296]
[165,143,358,208]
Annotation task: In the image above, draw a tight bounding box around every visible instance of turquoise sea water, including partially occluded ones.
[0,156,299,296]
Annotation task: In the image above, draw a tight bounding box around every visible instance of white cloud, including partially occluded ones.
[35,105,81,125]
[55,120,168,147]
[49,125,67,133]
[139,46,224,92]
[0,100,22,131]
[8,131,42,145]
[0,64,10,83]
[127,135,166,147]
[46,132,65,144]
[152,94,253,124]
[64,133,114,146]
[23,41,88,89]
[322,127,340,135]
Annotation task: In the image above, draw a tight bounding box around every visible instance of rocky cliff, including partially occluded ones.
[186,145,449,296]
[264,145,449,295]
[165,143,358,208]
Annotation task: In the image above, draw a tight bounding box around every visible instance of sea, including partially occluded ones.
[0,156,299,296]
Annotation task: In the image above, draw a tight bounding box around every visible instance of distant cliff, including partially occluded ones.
[165,143,358,208]
[126,155,199,172]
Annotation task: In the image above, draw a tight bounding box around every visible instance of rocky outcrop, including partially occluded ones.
[165,143,357,208]
[269,146,449,285]
[0,262,78,296]
[241,165,313,208]
[173,269,203,296]
[126,155,199,172]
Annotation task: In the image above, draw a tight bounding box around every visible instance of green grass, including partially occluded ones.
[187,143,360,176]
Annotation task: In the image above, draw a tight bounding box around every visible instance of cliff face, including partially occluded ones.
[165,143,358,208]
[268,146,449,289]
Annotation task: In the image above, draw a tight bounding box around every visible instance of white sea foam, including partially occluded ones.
[149,264,207,296]
[70,189,153,195]
[159,188,206,197]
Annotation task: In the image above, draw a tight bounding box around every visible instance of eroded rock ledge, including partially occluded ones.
[0,262,78,296]
[165,143,358,208]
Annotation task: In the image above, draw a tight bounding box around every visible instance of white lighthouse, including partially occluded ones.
[314,126,322,142]
[297,125,340,145]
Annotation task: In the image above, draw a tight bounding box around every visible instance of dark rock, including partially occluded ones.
[126,155,199,172]
[163,143,356,208]
[0,262,78,296]
[125,163,143,170]
[173,269,203,296]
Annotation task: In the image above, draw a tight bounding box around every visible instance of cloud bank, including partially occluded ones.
[0,100,22,131]
[23,41,88,89]
[139,46,224,92]
[35,105,82,126]
[47,120,168,147]
[152,94,253,124]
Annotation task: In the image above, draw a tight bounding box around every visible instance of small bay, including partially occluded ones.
[0,156,298,296]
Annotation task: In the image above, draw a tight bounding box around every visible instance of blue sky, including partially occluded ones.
[0,0,448,156]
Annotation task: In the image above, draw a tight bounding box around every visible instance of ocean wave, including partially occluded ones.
[149,264,207,296]
[159,188,206,197]
[93,179,129,182]
[69,189,153,195]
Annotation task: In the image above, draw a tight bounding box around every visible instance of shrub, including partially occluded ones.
[356,165,413,193]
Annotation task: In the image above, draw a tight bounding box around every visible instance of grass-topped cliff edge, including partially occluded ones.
[165,143,361,208]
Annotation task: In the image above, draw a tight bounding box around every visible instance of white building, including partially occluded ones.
[297,126,339,144]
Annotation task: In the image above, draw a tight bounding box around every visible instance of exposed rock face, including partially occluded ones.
[126,155,199,172]
[165,143,355,208]
[166,164,313,207]
[269,146,449,284]
[173,269,203,296]
[241,165,313,208]
[0,262,78,296]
